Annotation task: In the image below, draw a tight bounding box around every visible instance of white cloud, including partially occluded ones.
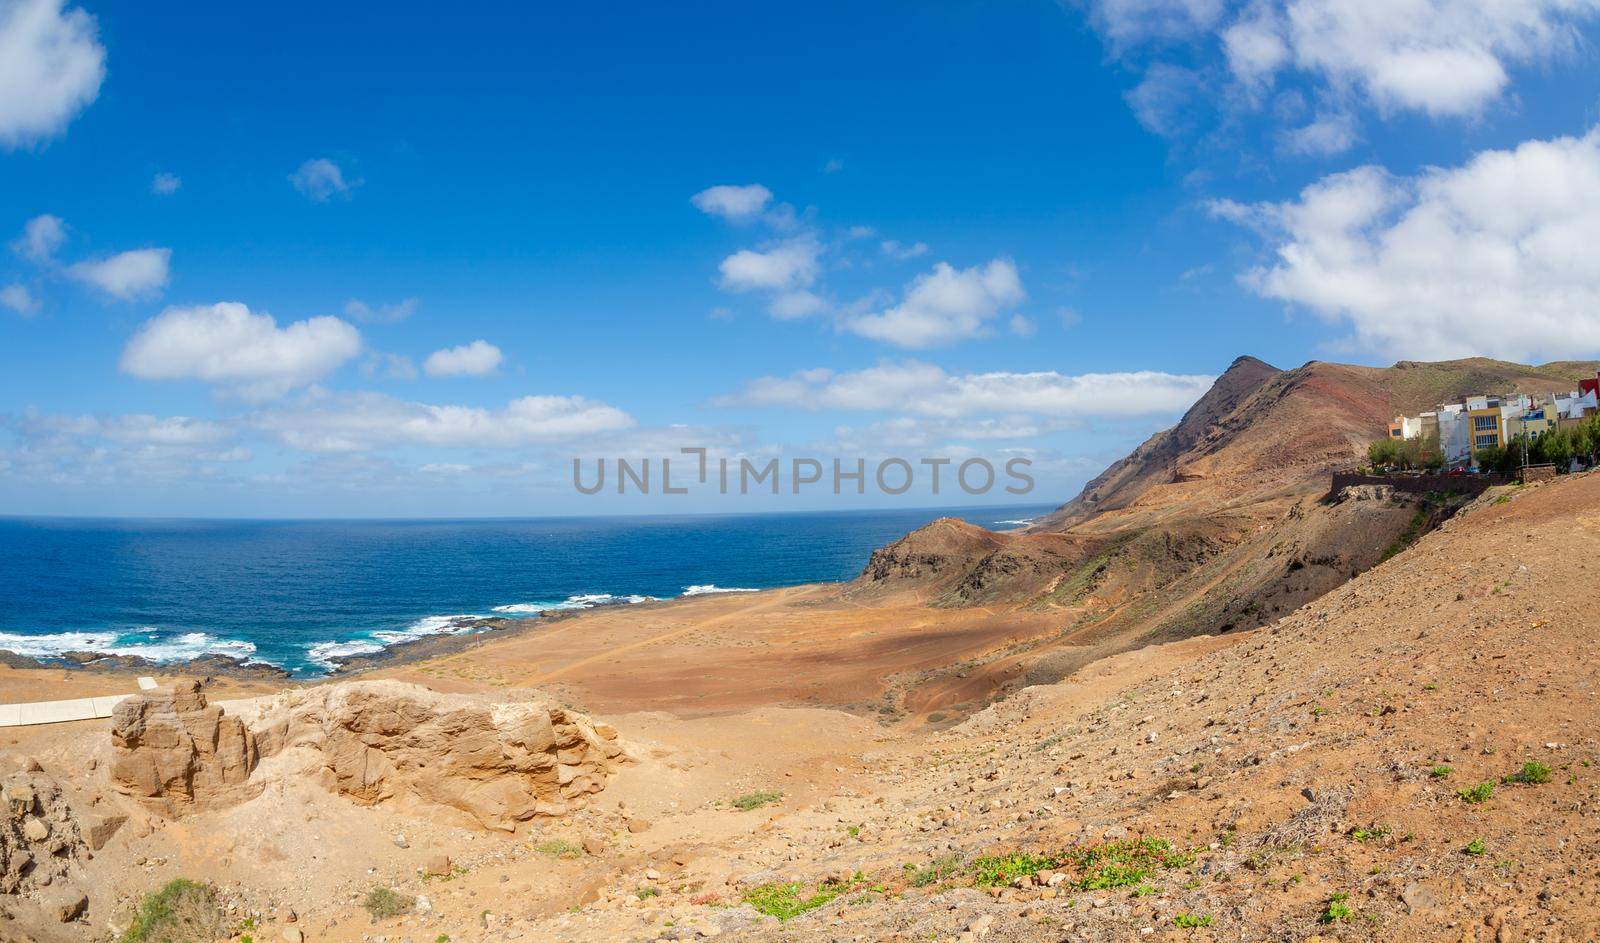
[880,239,929,260]
[290,158,355,202]
[0,0,105,148]
[11,213,65,262]
[1280,112,1358,156]
[717,237,820,292]
[120,301,363,399]
[423,340,503,377]
[1211,125,1600,361]
[344,297,418,323]
[1,283,37,315]
[691,184,773,221]
[822,158,845,173]
[1090,0,1226,49]
[66,247,170,299]
[364,352,418,380]
[1081,0,1600,148]
[720,360,1215,419]
[253,390,634,452]
[1009,314,1037,337]
[768,290,828,320]
[1124,63,1202,136]
[842,259,1025,348]
[150,172,181,195]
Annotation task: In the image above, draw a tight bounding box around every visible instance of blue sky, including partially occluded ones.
[4,0,1600,517]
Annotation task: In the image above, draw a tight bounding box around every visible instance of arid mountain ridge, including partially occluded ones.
[850,355,1600,690]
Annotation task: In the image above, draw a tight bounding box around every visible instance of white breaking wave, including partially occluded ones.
[680,584,759,597]
[0,629,257,663]
[992,518,1036,526]
[492,593,655,614]
[303,638,387,669]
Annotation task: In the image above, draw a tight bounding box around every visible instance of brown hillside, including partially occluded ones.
[849,356,1600,706]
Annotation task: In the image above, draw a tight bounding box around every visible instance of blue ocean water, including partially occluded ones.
[0,505,1054,676]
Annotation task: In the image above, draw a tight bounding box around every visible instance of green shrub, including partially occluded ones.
[1350,825,1389,843]
[904,853,964,888]
[1457,782,1495,804]
[634,886,660,900]
[1174,913,1214,928]
[363,886,416,921]
[742,880,851,920]
[121,879,226,943]
[1319,892,1353,923]
[1430,765,1452,778]
[730,790,782,811]
[1510,761,1551,785]
[968,837,1192,892]
[1464,838,1487,856]
[533,839,586,859]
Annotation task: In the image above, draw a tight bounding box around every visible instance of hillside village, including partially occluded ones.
[1382,368,1600,472]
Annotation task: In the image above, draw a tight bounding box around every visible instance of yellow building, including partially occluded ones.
[1467,405,1503,455]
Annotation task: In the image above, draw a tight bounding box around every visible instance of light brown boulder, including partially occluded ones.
[83,814,126,851]
[257,681,632,831]
[108,680,261,814]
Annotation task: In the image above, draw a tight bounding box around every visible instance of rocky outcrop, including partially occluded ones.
[1,763,87,904]
[109,680,262,814]
[256,681,629,831]
[104,680,631,831]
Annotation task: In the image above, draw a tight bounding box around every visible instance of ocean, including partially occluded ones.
[0,504,1054,676]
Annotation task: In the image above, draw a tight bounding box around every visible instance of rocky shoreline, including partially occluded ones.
[0,598,675,684]
[0,615,553,682]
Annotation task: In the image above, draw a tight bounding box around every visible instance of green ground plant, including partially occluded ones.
[730,790,783,811]
[363,887,416,921]
[120,879,227,943]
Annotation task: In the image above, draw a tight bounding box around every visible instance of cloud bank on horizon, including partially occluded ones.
[2,0,1600,514]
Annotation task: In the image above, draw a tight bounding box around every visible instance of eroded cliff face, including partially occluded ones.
[109,679,261,814]
[107,680,631,831]
[255,680,630,830]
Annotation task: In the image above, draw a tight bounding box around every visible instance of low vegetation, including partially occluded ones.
[968,838,1193,891]
[363,886,416,921]
[904,853,964,888]
[121,879,227,943]
[1320,891,1354,924]
[1458,782,1495,804]
[730,790,783,811]
[1509,761,1552,785]
[1173,913,1214,928]
[742,878,859,920]
[533,839,587,859]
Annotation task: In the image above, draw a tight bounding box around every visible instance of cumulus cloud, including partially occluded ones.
[719,360,1215,419]
[1,283,37,315]
[252,391,635,452]
[120,301,363,399]
[691,184,773,221]
[842,259,1025,348]
[11,214,65,262]
[1079,0,1600,152]
[880,239,929,260]
[0,0,105,148]
[1211,125,1600,361]
[344,297,418,323]
[150,172,181,195]
[423,340,503,377]
[290,158,355,202]
[717,237,820,292]
[67,247,170,299]
[768,290,828,320]
[1280,112,1358,156]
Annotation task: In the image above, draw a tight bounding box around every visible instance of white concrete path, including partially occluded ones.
[0,677,158,727]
